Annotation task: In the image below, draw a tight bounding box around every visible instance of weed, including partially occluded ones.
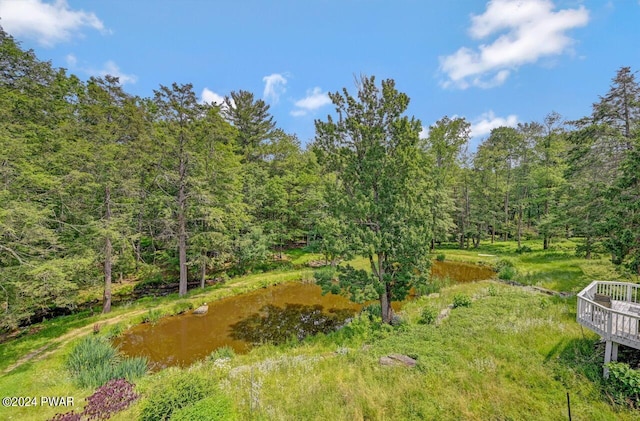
[436,254,446,262]
[418,307,437,325]
[207,346,236,362]
[172,301,194,315]
[452,294,472,308]
[142,308,164,324]
[605,362,640,408]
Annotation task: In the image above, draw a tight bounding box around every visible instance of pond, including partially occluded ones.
[113,260,494,369]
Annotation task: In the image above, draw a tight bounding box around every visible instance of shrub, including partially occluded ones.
[606,362,640,408]
[170,394,237,421]
[495,258,518,281]
[66,336,147,389]
[139,369,213,421]
[487,285,498,297]
[360,302,382,320]
[207,346,236,362]
[452,294,472,308]
[436,253,446,262]
[418,306,438,325]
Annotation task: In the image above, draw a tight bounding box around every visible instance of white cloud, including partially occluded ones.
[0,0,105,47]
[470,110,518,138]
[65,53,77,68]
[96,61,137,85]
[200,88,225,105]
[262,73,287,103]
[291,87,331,117]
[440,0,589,89]
[64,55,137,85]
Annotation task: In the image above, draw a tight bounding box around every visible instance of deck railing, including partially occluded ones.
[577,281,640,350]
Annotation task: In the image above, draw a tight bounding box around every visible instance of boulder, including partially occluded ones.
[379,353,417,367]
[193,305,209,315]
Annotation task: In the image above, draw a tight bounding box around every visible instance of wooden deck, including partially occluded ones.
[577,281,640,376]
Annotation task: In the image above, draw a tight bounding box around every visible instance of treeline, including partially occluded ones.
[1,27,638,331]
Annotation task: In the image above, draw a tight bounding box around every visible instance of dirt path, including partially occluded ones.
[2,309,146,375]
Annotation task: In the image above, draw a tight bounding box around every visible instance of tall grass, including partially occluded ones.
[66,336,147,388]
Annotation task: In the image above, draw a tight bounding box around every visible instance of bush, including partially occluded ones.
[436,254,446,262]
[606,362,640,408]
[207,346,236,362]
[66,336,147,389]
[452,294,472,308]
[515,245,532,254]
[170,394,237,421]
[360,302,382,321]
[418,306,438,325]
[139,369,213,421]
[495,258,518,281]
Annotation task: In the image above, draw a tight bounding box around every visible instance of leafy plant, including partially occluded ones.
[436,254,446,262]
[606,362,640,407]
[83,378,139,420]
[418,306,438,325]
[452,294,472,308]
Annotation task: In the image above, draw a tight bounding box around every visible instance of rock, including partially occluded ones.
[379,353,417,367]
[193,305,208,315]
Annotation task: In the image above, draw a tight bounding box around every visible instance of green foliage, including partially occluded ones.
[66,336,147,388]
[172,301,194,315]
[170,394,237,421]
[314,76,432,323]
[515,245,532,254]
[418,306,438,325]
[207,346,236,362]
[139,369,214,421]
[436,254,446,262]
[142,309,164,324]
[495,258,518,280]
[452,294,472,308]
[606,362,640,407]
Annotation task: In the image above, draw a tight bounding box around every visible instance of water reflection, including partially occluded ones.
[229,303,354,345]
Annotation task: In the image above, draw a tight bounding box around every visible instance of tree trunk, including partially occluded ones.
[543,235,549,250]
[102,185,112,314]
[200,256,206,289]
[517,206,523,248]
[178,144,188,296]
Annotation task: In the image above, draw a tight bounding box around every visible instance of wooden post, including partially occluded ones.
[612,342,619,362]
[604,340,612,379]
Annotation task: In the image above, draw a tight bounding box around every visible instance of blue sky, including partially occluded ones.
[1,0,639,149]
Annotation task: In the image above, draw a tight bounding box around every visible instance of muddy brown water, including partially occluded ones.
[113,260,494,369]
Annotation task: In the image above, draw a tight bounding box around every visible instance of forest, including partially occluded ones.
[1,25,639,333]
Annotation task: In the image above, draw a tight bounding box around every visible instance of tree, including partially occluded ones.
[153,83,202,296]
[424,116,470,249]
[314,76,432,324]
[593,66,640,143]
[222,90,275,162]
